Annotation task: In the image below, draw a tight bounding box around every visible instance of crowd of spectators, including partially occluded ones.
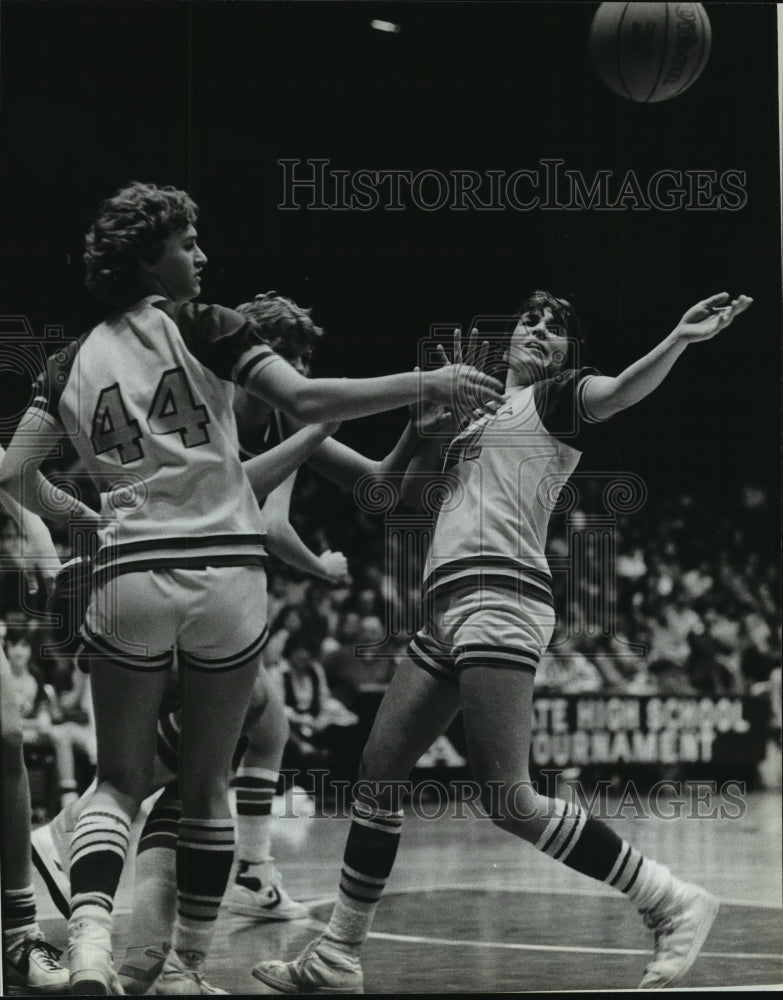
[2,470,780,813]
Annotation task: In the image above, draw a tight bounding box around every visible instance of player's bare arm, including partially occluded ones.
[240,418,340,498]
[278,376,452,491]
[0,431,100,528]
[0,436,100,594]
[261,473,348,583]
[0,444,63,595]
[242,352,503,424]
[583,293,753,421]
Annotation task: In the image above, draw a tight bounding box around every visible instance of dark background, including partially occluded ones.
[1,1,780,502]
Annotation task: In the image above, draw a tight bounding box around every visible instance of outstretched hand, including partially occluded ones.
[436,327,491,373]
[433,327,501,426]
[675,292,753,343]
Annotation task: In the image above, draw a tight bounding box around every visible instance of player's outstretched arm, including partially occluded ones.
[274,414,380,490]
[282,376,451,491]
[261,473,348,583]
[243,355,503,424]
[241,419,341,499]
[583,293,753,421]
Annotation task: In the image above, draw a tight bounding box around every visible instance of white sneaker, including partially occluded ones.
[3,936,70,995]
[147,949,227,995]
[638,876,720,988]
[69,915,124,995]
[31,822,71,918]
[252,937,364,994]
[117,943,168,994]
[224,860,309,921]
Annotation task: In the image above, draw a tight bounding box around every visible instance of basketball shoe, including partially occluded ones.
[147,949,227,995]
[224,860,309,921]
[638,875,720,988]
[252,937,364,994]
[3,936,69,995]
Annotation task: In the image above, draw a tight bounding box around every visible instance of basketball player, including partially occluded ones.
[28,291,438,995]
[0,181,502,996]
[252,288,753,993]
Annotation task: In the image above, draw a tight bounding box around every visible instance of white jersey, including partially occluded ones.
[28,295,282,586]
[423,368,605,606]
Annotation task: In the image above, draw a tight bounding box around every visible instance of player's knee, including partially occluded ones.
[479,779,541,838]
[356,749,388,787]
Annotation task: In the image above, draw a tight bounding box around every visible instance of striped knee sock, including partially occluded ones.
[70,803,132,920]
[323,802,404,952]
[534,798,673,911]
[2,886,40,954]
[127,783,180,949]
[230,766,276,864]
[172,817,235,968]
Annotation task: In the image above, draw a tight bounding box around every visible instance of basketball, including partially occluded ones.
[589,2,712,103]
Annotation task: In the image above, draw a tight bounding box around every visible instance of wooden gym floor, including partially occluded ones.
[29,789,783,994]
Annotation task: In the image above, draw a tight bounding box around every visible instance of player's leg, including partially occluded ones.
[69,570,177,995]
[67,653,171,995]
[0,647,69,995]
[119,673,299,992]
[252,649,462,994]
[33,557,176,920]
[149,656,260,996]
[31,754,174,921]
[116,781,177,994]
[461,659,719,988]
[455,587,717,989]
[225,673,309,921]
[148,564,268,996]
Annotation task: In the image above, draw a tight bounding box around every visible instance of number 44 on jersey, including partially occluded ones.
[91,367,211,464]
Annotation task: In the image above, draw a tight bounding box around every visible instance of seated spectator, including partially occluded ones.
[5,628,96,809]
[278,631,358,779]
[649,657,698,695]
[741,611,779,687]
[537,646,604,693]
[5,630,44,727]
[684,631,735,695]
[45,667,97,806]
[265,572,293,626]
[323,615,396,711]
[263,604,305,668]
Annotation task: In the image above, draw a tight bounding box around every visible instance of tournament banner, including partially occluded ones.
[529,695,768,768]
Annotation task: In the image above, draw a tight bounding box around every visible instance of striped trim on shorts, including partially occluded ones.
[408,578,555,684]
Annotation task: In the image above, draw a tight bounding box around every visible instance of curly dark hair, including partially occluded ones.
[83,181,198,308]
[235,291,324,367]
